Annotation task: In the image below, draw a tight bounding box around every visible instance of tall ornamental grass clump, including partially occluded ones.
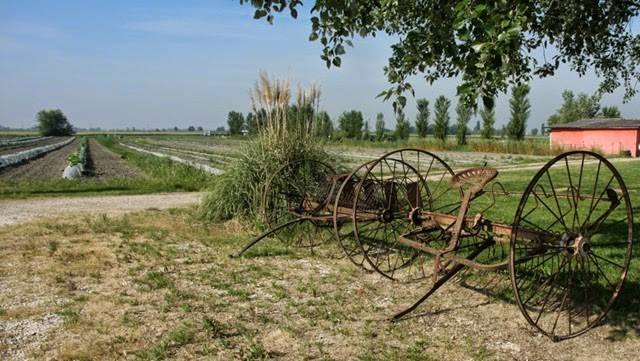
[201,74,331,223]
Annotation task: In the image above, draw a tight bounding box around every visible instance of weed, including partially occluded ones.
[136,323,196,361]
[139,271,173,290]
[127,241,162,258]
[168,324,196,345]
[203,318,226,338]
[47,240,59,255]
[242,342,269,361]
[57,306,80,326]
[270,282,288,300]
[226,287,252,300]
[406,340,433,361]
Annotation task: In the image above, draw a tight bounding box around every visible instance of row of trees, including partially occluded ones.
[227,87,623,143]
[227,107,335,137]
[328,84,531,145]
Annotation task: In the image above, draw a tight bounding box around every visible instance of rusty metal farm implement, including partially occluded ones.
[233,148,634,341]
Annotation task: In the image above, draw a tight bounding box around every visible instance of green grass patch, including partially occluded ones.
[136,323,197,360]
[57,304,81,326]
[138,271,173,290]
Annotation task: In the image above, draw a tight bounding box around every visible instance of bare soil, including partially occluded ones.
[85,139,139,179]
[0,139,79,180]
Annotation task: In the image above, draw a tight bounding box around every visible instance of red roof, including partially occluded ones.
[550,118,640,130]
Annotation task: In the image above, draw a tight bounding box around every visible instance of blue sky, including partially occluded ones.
[1,1,638,131]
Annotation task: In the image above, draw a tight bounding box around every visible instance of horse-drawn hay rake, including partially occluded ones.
[233,148,634,341]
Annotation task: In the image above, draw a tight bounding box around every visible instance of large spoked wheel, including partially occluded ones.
[263,159,337,248]
[333,161,376,271]
[510,151,633,341]
[352,148,459,282]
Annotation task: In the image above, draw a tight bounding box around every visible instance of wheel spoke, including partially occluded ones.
[511,152,632,339]
[589,251,625,269]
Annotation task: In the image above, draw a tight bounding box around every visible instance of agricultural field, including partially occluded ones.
[0,135,215,198]
[112,134,558,175]
[0,133,639,360]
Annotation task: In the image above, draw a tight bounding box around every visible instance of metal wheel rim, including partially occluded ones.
[352,148,458,282]
[263,158,337,247]
[509,150,633,340]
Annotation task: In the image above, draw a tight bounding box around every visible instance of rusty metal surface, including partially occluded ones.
[232,149,634,342]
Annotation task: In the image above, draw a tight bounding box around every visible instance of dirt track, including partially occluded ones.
[0,192,203,226]
[0,139,79,180]
[86,139,139,179]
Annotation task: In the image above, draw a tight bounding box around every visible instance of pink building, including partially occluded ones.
[549,118,640,157]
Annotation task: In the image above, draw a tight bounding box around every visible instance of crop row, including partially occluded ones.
[0,136,46,147]
[0,137,52,152]
[63,138,90,179]
[119,143,223,174]
[0,137,75,169]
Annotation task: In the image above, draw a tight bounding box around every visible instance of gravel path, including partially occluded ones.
[0,139,79,180]
[86,139,139,179]
[0,192,204,226]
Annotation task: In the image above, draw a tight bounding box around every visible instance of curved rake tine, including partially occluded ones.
[478,181,507,214]
[230,218,305,258]
[534,183,551,199]
[390,242,491,321]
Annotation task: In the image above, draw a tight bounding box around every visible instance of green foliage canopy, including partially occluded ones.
[455,101,471,145]
[507,84,531,140]
[547,91,601,125]
[375,113,385,141]
[37,109,74,136]
[314,111,334,138]
[415,98,430,138]
[338,110,364,139]
[480,103,495,139]
[601,106,622,118]
[395,109,410,140]
[227,111,245,135]
[246,113,258,134]
[242,0,640,109]
[433,96,450,142]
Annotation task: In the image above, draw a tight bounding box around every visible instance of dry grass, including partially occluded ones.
[0,208,638,360]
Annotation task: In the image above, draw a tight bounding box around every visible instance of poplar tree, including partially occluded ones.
[456,102,471,145]
[375,113,385,141]
[480,104,495,139]
[507,84,531,140]
[415,98,429,138]
[433,96,450,142]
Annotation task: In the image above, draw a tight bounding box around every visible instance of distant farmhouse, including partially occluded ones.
[550,118,640,157]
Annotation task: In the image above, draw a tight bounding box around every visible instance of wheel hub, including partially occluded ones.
[561,233,590,257]
[379,209,395,223]
[408,207,422,226]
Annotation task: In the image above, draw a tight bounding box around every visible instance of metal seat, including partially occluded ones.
[450,167,498,194]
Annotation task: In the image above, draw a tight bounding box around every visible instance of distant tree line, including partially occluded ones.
[225,86,624,143]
